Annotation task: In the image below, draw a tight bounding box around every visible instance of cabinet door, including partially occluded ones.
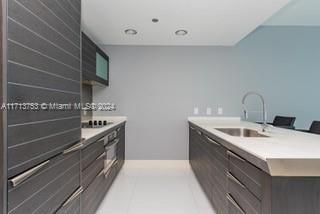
[56,187,82,214]
[7,0,81,178]
[116,125,125,168]
[82,32,97,78]
[203,135,228,213]
[8,151,80,214]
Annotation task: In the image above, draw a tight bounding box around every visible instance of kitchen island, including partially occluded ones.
[188,117,320,214]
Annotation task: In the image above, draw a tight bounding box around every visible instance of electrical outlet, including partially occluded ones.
[218,107,223,115]
[194,107,199,115]
[206,107,212,115]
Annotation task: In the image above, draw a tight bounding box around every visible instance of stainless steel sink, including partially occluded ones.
[216,128,269,138]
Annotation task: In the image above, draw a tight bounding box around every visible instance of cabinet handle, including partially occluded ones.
[62,186,83,207]
[204,136,220,146]
[63,142,83,155]
[96,152,106,161]
[9,160,50,188]
[227,151,245,162]
[107,131,117,139]
[196,130,202,135]
[105,138,119,149]
[190,127,195,130]
[97,169,105,178]
[117,127,121,132]
[227,194,246,214]
[227,172,246,189]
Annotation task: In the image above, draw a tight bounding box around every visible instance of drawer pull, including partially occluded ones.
[63,142,83,154]
[97,169,105,178]
[105,138,119,149]
[62,186,83,207]
[227,151,245,162]
[227,172,246,189]
[9,160,50,188]
[96,152,106,161]
[204,136,220,146]
[227,194,246,214]
[107,131,117,139]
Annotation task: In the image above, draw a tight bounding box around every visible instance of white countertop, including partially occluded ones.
[188,117,320,176]
[82,116,127,142]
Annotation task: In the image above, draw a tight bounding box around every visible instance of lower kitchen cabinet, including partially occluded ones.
[56,188,82,214]
[7,151,81,214]
[189,124,320,214]
[81,123,126,214]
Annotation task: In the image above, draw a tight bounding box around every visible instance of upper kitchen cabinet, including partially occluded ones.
[82,32,109,86]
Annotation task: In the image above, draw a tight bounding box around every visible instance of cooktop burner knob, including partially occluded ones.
[98,121,102,125]
[88,120,93,125]
[103,121,107,125]
[93,121,97,126]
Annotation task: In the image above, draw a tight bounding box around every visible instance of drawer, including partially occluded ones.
[228,151,264,199]
[227,194,246,214]
[8,128,81,178]
[55,187,82,214]
[228,172,261,214]
[81,139,104,170]
[82,152,105,190]
[81,170,107,214]
[8,151,80,214]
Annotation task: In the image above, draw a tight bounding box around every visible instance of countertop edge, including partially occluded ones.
[82,120,126,148]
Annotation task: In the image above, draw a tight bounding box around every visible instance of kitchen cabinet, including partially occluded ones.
[81,124,126,214]
[2,0,82,213]
[189,124,320,214]
[189,126,227,213]
[82,32,109,86]
[8,151,81,214]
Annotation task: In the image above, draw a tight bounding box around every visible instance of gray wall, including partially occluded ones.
[93,26,320,160]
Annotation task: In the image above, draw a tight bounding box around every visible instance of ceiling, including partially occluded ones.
[82,0,290,46]
[264,0,320,26]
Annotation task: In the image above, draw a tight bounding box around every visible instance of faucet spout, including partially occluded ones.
[242,92,268,132]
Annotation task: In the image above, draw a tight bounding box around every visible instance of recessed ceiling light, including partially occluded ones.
[152,18,159,23]
[175,30,188,36]
[124,29,137,35]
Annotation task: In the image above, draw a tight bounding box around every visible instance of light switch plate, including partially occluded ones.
[194,107,199,115]
[218,107,223,115]
[206,107,212,115]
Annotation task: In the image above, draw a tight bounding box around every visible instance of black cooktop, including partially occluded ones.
[81,120,113,128]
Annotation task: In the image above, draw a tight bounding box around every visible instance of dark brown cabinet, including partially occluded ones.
[2,0,82,213]
[8,151,81,214]
[6,0,82,179]
[82,32,109,86]
[81,123,126,214]
[189,123,320,214]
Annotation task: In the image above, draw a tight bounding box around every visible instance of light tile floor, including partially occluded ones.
[96,160,216,214]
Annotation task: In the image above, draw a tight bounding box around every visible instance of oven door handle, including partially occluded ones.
[105,138,119,150]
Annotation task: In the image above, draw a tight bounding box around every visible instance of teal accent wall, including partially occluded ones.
[264,0,320,26]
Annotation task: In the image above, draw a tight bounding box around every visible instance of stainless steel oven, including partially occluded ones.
[103,130,119,176]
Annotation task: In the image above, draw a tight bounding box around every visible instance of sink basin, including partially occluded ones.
[216,128,268,138]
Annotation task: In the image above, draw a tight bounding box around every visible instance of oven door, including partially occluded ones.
[104,138,119,175]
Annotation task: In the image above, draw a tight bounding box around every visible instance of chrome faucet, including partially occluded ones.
[242,92,268,132]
